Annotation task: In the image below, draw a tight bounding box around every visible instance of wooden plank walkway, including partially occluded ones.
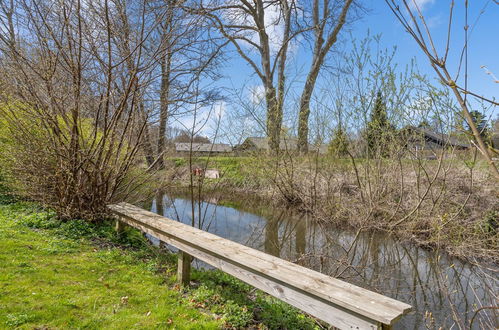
[108,202,411,330]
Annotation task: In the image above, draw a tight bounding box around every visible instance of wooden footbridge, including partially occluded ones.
[108,202,411,330]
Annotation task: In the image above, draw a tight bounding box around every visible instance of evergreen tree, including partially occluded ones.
[467,111,489,141]
[366,91,394,158]
[328,126,349,157]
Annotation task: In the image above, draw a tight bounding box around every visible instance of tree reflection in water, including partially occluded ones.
[149,193,498,330]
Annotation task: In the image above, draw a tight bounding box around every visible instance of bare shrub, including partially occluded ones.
[0,0,161,220]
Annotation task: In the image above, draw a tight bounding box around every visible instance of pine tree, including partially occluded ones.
[467,111,489,141]
[366,91,394,158]
[328,126,349,157]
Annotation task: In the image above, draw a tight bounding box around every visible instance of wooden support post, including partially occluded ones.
[115,218,125,234]
[177,250,191,286]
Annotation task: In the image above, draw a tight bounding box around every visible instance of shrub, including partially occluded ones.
[0,102,156,221]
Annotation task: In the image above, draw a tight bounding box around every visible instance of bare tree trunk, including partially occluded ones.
[297,0,354,153]
[444,70,499,180]
[298,61,321,153]
[272,0,292,154]
[140,101,155,167]
[156,6,174,169]
[156,53,171,169]
[265,86,281,153]
[254,0,283,154]
[190,0,296,154]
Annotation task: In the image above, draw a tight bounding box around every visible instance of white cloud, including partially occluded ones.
[213,101,226,119]
[248,85,266,105]
[426,15,442,28]
[223,1,295,54]
[409,0,435,11]
[171,102,227,138]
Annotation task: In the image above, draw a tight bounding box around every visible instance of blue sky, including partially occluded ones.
[361,0,499,103]
[179,1,499,140]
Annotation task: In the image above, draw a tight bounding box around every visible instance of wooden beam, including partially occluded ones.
[108,202,411,330]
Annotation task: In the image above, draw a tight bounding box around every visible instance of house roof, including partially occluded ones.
[175,143,232,153]
[404,126,470,149]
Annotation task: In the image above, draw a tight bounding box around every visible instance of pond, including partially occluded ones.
[146,191,498,329]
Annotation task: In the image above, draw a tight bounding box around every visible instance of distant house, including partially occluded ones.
[175,143,232,155]
[492,133,499,151]
[492,122,499,151]
[236,137,327,154]
[402,126,470,155]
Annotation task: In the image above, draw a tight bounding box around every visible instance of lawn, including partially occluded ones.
[0,200,318,329]
[0,202,220,329]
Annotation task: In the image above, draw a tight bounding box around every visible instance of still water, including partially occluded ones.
[147,192,498,329]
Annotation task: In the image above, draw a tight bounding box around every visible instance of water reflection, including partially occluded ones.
[149,193,498,330]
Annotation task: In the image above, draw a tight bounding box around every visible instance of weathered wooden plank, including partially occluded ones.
[108,202,411,328]
[109,203,410,323]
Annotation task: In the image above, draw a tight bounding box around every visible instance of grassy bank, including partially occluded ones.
[0,199,317,329]
[167,155,498,262]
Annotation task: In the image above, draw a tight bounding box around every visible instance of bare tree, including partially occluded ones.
[188,0,297,153]
[0,0,163,219]
[385,0,499,180]
[297,0,356,152]
[145,0,225,169]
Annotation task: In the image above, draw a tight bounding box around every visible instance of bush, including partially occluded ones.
[0,102,156,221]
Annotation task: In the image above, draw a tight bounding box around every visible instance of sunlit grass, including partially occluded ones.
[0,200,318,329]
[0,202,220,329]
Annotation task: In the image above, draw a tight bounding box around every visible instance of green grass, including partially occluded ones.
[0,202,220,329]
[0,199,318,329]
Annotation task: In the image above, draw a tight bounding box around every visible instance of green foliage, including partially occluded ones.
[189,270,318,329]
[5,313,34,327]
[172,157,187,167]
[366,91,395,158]
[0,170,16,204]
[328,126,349,157]
[176,156,257,187]
[467,111,488,135]
[467,111,492,145]
[16,209,59,230]
[0,102,148,221]
[187,283,253,328]
[255,295,318,329]
[478,210,498,234]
